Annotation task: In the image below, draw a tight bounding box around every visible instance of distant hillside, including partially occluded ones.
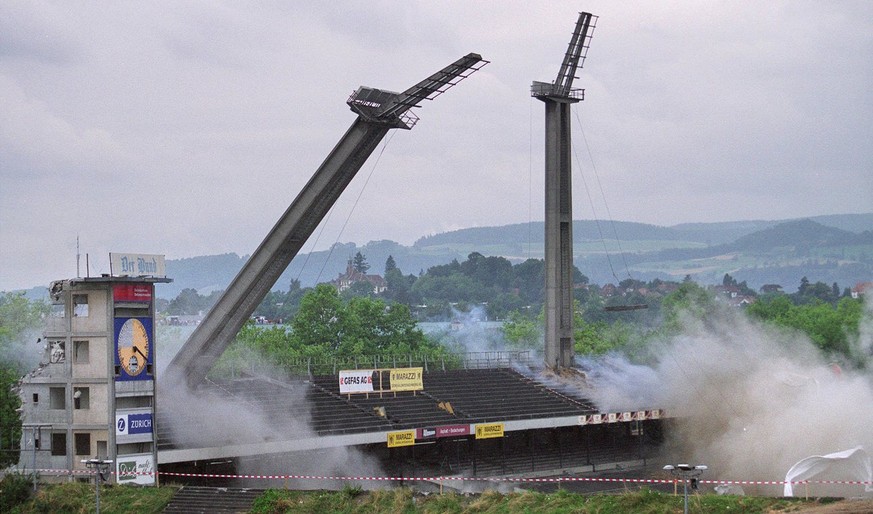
[668,220,778,245]
[729,219,871,251]
[165,253,247,294]
[808,213,873,233]
[415,214,873,248]
[152,213,871,299]
[414,220,692,247]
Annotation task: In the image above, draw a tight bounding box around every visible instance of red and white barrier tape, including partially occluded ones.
[30,468,873,487]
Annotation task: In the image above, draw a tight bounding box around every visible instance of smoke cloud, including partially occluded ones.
[579,303,873,495]
[156,324,388,488]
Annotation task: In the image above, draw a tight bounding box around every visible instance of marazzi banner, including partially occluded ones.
[389,367,423,391]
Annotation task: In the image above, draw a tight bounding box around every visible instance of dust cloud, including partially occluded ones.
[580,302,873,494]
[155,325,389,488]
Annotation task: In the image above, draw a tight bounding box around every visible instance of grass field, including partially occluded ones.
[5,477,869,514]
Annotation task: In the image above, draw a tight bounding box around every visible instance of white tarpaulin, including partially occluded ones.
[783,446,873,496]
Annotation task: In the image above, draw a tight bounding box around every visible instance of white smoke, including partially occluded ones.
[235,445,389,490]
[427,304,511,355]
[155,326,390,487]
[578,304,873,495]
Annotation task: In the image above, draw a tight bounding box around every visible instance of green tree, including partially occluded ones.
[511,259,545,305]
[255,279,308,323]
[217,284,448,376]
[383,268,418,305]
[342,280,376,300]
[352,252,370,274]
[167,288,217,315]
[384,255,397,274]
[502,310,540,350]
[0,293,49,347]
[0,293,49,467]
[291,284,346,351]
[659,281,717,334]
[747,295,864,361]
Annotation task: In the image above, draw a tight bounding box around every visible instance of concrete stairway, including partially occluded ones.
[163,486,263,513]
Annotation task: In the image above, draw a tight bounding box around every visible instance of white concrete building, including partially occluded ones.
[18,268,169,485]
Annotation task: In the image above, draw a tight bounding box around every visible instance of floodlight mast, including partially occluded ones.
[165,53,487,390]
[531,12,596,370]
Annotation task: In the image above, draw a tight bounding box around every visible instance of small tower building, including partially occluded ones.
[17,253,170,485]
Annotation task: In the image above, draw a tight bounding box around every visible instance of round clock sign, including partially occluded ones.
[117,318,150,376]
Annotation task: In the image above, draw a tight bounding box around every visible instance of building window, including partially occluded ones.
[50,303,65,318]
[49,387,65,409]
[32,393,38,404]
[73,340,89,364]
[51,433,67,456]
[49,340,65,364]
[73,387,89,410]
[74,433,91,456]
[73,294,89,317]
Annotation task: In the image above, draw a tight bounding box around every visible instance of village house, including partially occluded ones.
[331,259,387,294]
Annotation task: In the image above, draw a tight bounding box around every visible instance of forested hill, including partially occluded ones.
[414,220,690,247]
[728,219,872,250]
[414,214,873,248]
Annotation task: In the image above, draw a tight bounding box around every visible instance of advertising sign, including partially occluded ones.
[389,367,423,392]
[475,422,505,439]
[416,424,471,440]
[110,253,166,278]
[339,369,375,394]
[116,453,156,485]
[387,430,416,448]
[114,317,153,381]
[116,409,153,443]
[112,284,153,303]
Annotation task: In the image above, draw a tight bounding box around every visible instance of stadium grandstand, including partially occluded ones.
[156,352,665,489]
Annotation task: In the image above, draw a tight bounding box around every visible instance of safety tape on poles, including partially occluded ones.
[29,468,873,487]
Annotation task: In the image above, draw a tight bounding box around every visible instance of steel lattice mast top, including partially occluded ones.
[164,53,487,390]
[531,12,597,369]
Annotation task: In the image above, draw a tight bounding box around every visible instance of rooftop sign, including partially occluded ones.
[110,253,166,278]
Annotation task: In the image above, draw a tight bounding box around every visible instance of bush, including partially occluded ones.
[0,472,32,511]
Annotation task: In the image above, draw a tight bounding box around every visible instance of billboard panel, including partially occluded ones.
[113,284,153,303]
[389,367,423,391]
[339,369,375,394]
[116,453,156,485]
[416,424,471,440]
[475,422,504,439]
[387,430,416,448]
[116,409,153,443]
[110,253,166,278]
[114,317,153,381]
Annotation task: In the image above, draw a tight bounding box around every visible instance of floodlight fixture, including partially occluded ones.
[664,463,708,514]
[82,459,114,514]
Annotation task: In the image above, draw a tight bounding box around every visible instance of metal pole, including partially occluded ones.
[683,477,688,514]
[95,468,101,514]
[32,429,37,492]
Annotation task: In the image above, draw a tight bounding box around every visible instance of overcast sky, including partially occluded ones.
[2,1,871,291]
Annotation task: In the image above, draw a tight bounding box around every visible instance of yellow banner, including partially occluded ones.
[387,430,416,448]
[389,367,423,392]
[475,422,505,439]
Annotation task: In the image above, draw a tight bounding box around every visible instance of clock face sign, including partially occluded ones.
[115,317,152,380]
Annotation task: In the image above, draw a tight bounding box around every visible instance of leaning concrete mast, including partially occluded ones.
[165,53,487,389]
[531,12,596,369]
